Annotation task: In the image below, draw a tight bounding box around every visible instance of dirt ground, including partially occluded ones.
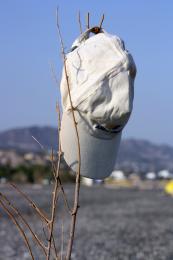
[0,184,173,260]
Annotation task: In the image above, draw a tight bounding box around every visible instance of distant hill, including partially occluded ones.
[117,139,173,173]
[0,126,173,172]
[0,126,58,152]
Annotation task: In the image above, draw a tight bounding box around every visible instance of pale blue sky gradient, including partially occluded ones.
[0,0,173,145]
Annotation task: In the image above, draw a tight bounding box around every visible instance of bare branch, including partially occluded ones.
[99,14,105,29]
[78,11,83,34]
[10,183,49,224]
[49,123,72,215]
[86,12,90,29]
[0,8,85,260]
[47,67,63,259]
[46,139,62,259]
[0,198,35,260]
[0,192,47,256]
[56,8,81,260]
[52,235,59,259]
[58,177,72,215]
[50,148,57,180]
[56,102,61,134]
[61,211,64,260]
[50,152,72,215]
[42,222,49,242]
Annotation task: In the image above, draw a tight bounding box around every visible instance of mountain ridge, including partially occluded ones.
[0,126,172,172]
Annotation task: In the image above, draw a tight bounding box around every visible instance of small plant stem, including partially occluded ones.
[78,11,83,34]
[10,183,49,224]
[47,99,62,259]
[0,192,47,255]
[46,152,62,260]
[86,12,90,29]
[99,14,105,29]
[56,9,81,260]
[0,198,35,260]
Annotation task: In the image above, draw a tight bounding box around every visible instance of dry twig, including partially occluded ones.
[86,12,90,29]
[0,198,34,260]
[78,11,83,34]
[99,14,105,29]
[0,9,87,260]
[10,183,49,224]
[0,192,47,256]
[47,124,62,259]
[46,173,61,259]
[50,65,72,216]
[56,8,81,260]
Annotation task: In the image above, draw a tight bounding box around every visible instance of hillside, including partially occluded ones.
[117,139,173,172]
[0,126,58,152]
[0,126,173,172]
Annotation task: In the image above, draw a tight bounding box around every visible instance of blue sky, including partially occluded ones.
[0,0,172,145]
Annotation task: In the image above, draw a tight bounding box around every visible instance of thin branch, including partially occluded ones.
[42,223,49,242]
[56,9,81,179]
[46,129,63,259]
[42,222,60,259]
[50,153,72,215]
[56,8,81,260]
[52,235,59,259]
[56,99,72,214]
[55,82,72,213]
[78,11,83,34]
[58,177,72,215]
[47,121,72,217]
[0,8,85,260]
[50,148,57,180]
[46,168,61,259]
[32,135,45,151]
[0,198,34,260]
[86,12,90,29]
[50,62,61,150]
[61,211,64,260]
[47,69,63,259]
[56,102,61,134]
[10,183,49,224]
[50,154,72,215]
[0,192,47,256]
[99,14,105,29]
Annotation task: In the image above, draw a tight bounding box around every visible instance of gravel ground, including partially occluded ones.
[0,184,173,260]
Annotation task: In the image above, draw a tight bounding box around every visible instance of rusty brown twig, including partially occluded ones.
[46,79,63,259]
[50,64,72,216]
[78,11,83,34]
[10,183,49,224]
[47,146,62,259]
[0,192,47,256]
[0,198,34,260]
[61,210,65,260]
[50,148,72,216]
[50,148,57,180]
[57,176,72,215]
[52,235,59,259]
[56,8,81,260]
[0,9,87,260]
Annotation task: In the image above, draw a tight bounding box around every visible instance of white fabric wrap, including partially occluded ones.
[60,29,136,179]
[60,30,136,138]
